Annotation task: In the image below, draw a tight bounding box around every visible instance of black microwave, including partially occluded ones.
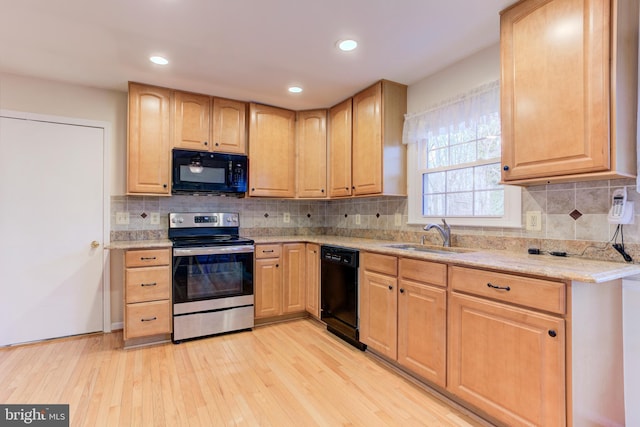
[172,149,248,196]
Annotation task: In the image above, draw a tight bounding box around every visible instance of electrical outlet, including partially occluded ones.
[394,213,402,227]
[526,211,542,231]
[116,212,130,225]
[355,214,361,225]
[150,212,160,225]
[283,212,290,223]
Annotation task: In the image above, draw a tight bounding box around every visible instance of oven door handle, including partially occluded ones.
[173,245,255,256]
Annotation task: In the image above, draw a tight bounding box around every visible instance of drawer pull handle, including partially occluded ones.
[141,282,157,287]
[141,317,157,322]
[262,250,274,253]
[487,282,511,291]
[140,256,157,261]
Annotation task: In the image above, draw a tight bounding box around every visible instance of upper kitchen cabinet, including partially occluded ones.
[351,80,407,196]
[173,90,247,154]
[500,0,638,184]
[212,97,247,154]
[328,98,353,197]
[249,103,296,197]
[297,109,328,198]
[127,82,171,195]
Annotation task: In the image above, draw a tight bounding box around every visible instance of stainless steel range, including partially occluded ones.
[169,212,254,343]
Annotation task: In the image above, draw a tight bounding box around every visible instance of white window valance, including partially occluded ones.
[402,80,500,145]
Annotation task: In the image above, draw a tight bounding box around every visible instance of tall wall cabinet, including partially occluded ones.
[248,103,296,198]
[127,83,171,195]
[500,0,638,184]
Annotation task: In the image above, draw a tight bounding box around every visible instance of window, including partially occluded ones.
[403,81,521,227]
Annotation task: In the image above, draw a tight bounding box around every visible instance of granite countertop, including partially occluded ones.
[107,235,640,283]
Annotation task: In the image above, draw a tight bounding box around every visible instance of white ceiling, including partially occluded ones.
[0,0,514,110]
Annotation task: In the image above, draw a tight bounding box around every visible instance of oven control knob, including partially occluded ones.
[172,217,184,224]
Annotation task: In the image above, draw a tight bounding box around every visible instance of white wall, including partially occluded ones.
[0,72,128,195]
[407,43,499,114]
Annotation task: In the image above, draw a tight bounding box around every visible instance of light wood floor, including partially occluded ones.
[0,319,487,426]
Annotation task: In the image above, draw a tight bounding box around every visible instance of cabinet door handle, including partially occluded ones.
[276,264,279,268]
[487,282,511,291]
[141,317,157,322]
[203,141,208,146]
[388,285,393,290]
[141,282,157,287]
[140,256,157,261]
[548,330,557,338]
[399,288,405,294]
[503,165,510,171]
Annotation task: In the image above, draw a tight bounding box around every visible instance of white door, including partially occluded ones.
[0,116,104,346]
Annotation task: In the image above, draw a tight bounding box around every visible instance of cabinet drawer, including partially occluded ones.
[125,266,171,303]
[362,252,397,276]
[255,244,282,259]
[450,266,565,314]
[125,248,171,267]
[125,300,171,339]
[399,258,446,288]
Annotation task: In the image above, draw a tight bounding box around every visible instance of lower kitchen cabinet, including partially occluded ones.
[254,243,306,321]
[123,248,172,345]
[360,253,447,387]
[448,266,566,427]
[360,252,398,359]
[305,243,320,318]
[397,258,447,388]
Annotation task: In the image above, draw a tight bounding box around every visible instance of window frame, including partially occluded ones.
[405,83,521,228]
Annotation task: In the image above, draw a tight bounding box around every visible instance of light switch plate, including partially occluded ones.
[283,212,290,223]
[525,211,542,231]
[116,212,130,225]
[394,213,402,226]
[150,212,160,225]
[355,214,361,225]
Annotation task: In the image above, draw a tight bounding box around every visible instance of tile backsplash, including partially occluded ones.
[111,178,640,263]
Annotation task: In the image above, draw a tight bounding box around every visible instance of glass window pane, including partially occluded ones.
[427,147,448,168]
[477,113,501,138]
[477,136,501,160]
[474,189,504,216]
[450,141,476,166]
[447,192,473,216]
[423,172,446,194]
[424,194,445,216]
[450,122,476,144]
[428,128,449,149]
[447,168,473,192]
[474,163,501,190]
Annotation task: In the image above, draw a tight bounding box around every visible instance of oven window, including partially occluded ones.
[173,253,253,303]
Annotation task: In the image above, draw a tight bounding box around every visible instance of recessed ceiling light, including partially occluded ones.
[149,56,169,65]
[288,86,303,93]
[337,39,358,52]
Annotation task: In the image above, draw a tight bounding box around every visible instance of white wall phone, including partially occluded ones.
[608,187,634,224]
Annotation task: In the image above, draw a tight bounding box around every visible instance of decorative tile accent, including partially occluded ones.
[570,209,582,220]
[140,212,147,219]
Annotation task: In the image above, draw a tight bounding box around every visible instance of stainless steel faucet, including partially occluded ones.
[424,219,451,247]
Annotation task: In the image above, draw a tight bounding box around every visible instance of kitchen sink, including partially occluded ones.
[384,243,473,255]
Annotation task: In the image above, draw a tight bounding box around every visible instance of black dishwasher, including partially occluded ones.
[320,245,366,350]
